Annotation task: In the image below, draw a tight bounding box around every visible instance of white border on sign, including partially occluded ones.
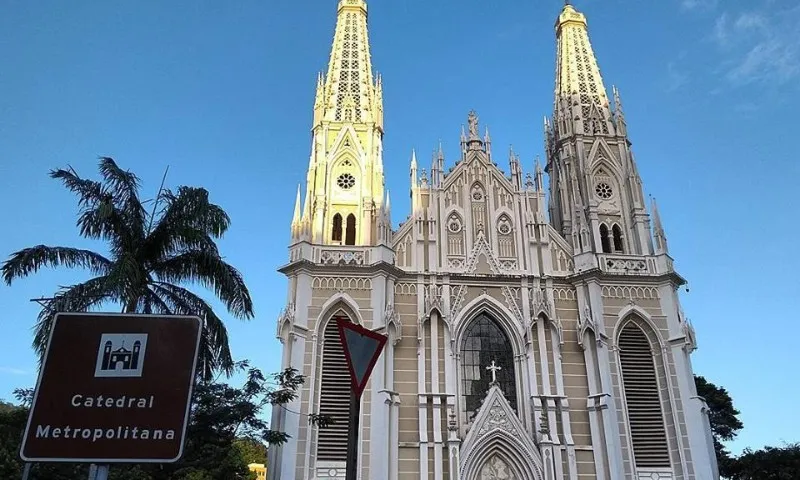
[19,312,203,463]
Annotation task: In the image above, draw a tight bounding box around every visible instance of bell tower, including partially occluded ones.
[293,0,386,247]
[545,3,653,258]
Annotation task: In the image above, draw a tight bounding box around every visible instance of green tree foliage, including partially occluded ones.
[0,365,329,479]
[724,443,800,480]
[1,158,254,380]
[694,375,744,476]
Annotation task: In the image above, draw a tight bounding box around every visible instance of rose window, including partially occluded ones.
[337,173,356,190]
[595,182,613,199]
[448,218,462,233]
[498,219,512,235]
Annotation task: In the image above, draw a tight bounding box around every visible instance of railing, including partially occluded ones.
[315,246,371,266]
[598,254,661,275]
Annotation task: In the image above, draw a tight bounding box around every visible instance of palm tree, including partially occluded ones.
[2,157,253,380]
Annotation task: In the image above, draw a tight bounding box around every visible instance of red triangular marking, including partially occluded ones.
[336,318,388,398]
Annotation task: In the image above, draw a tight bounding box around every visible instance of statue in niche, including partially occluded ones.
[480,456,514,480]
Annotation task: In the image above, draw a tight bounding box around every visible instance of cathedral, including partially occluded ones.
[269,1,718,479]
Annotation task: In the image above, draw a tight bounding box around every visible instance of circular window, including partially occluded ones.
[448,217,462,233]
[337,173,356,190]
[498,219,512,235]
[595,182,613,199]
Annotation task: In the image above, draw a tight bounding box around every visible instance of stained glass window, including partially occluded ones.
[460,314,517,421]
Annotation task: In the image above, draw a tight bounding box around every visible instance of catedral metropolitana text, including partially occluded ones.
[33,393,176,442]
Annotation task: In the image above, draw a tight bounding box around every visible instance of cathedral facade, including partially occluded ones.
[269,1,719,479]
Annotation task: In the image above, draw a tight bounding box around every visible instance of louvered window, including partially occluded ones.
[619,323,670,468]
[317,316,351,461]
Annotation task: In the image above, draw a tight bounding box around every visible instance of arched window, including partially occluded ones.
[460,314,516,421]
[612,224,624,253]
[345,214,356,245]
[317,315,351,461]
[599,224,612,253]
[332,214,343,242]
[619,322,670,468]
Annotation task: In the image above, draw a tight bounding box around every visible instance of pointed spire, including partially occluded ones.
[613,85,628,137]
[437,140,445,177]
[651,197,669,254]
[554,2,611,135]
[535,156,545,192]
[320,0,379,124]
[292,185,302,224]
[410,149,419,197]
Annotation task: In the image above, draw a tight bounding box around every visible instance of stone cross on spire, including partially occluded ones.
[486,360,501,384]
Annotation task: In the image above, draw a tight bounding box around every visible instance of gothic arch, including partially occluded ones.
[491,205,514,224]
[454,294,525,355]
[470,181,486,201]
[330,125,366,160]
[459,385,545,480]
[612,304,665,349]
[314,293,364,338]
[461,431,543,480]
[613,309,674,470]
[587,139,623,177]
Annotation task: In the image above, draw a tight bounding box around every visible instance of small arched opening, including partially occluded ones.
[345,214,356,245]
[599,224,612,253]
[612,224,624,253]
[331,213,343,243]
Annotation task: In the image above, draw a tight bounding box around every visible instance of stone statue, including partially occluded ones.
[480,456,514,479]
[468,110,480,139]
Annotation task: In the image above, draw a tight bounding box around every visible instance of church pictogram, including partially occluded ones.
[94,333,148,378]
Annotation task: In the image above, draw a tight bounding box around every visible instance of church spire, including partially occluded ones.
[295,0,385,247]
[554,2,613,136]
[317,0,381,129]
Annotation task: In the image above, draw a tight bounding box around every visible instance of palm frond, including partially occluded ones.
[1,246,112,285]
[152,250,253,319]
[143,187,231,262]
[97,157,147,242]
[150,282,233,380]
[32,276,114,357]
[49,167,107,208]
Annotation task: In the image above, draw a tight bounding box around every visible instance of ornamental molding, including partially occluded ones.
[682,319,697,353]
[319,248,366,266]
[502,286,523,324]
[276,303,296,342]
[464,231,504,274]
[530,288,554,319]
[450,285,468,320]
[601,285,659,300]
[385,303,402,346]
[459,385,544,480]
[312,276,372,291]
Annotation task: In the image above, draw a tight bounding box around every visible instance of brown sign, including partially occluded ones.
[20,312,202,463]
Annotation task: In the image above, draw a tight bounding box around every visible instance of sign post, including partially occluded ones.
[20,312,202,470]
[336,318,388,480]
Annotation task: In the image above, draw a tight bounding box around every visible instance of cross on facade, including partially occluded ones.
[486,360,502,384]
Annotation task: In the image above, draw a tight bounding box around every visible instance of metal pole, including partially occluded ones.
[345,392,361,480]
[96,464,110,480]
[88,464,97,479]
[21,462,31,480]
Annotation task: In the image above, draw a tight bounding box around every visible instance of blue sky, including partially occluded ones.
[1,0,798,456]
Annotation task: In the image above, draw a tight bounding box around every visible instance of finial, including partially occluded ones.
[292,184,302,224]
[410,149,418,169]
